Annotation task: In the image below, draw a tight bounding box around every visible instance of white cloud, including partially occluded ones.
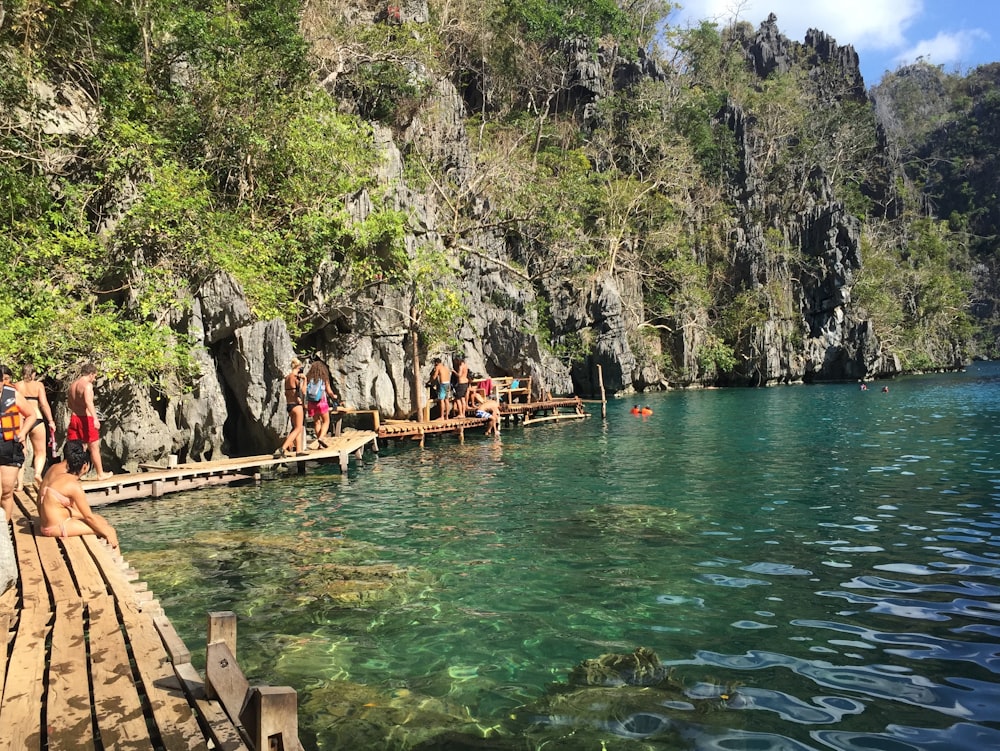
[892,29,990,70]
[673,0,923,50]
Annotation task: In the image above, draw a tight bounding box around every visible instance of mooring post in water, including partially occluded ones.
[597,364,607,419]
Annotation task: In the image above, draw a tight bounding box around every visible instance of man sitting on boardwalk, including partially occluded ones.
[38,440,119,549]
[470,391,502,437]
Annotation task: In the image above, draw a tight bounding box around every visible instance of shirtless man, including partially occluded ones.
[38,440,118,549]
[431,357,451,420]
[67,363,112,480]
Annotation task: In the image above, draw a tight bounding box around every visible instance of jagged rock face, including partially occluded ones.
[746,13,793,78]
[744,15,865,98]
[216,319,296,453]
[59,10,925,466]
[720,19,896,385]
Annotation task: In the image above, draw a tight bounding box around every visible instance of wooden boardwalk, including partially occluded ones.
[1,489,259,751]
[83,429,378,507]
[376,396,589,445]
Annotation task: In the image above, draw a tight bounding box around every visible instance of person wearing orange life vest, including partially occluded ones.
[1,364,34,523]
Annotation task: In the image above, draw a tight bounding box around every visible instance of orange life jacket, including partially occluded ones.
[1,384,21,442]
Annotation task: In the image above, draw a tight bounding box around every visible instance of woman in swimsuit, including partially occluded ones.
[15,364,55,489]
[37,440,118,549]
[274,357,308,458]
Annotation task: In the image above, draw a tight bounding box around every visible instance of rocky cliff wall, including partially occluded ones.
[24,9,916,472]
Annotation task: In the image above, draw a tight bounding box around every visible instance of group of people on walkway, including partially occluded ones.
[429,355,502,436]
[274,357,343,458]
[2,362,118,550]
[274,353,507,450]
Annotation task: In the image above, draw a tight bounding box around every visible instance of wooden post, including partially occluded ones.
[240,686,299,751]
[597,364,607,419]
[410,304,425,423]
[208,611,238,654]
[206,611,239,703]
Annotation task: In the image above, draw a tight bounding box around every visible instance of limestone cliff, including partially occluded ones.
[4,5,975,472]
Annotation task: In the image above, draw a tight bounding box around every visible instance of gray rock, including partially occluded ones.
[198,272,254,345]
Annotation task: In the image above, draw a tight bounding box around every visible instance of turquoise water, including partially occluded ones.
[104,363,1000,750]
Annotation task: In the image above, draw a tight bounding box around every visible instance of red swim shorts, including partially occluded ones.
[67,413,99,443]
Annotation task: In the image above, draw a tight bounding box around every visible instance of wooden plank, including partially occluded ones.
[82,536,208,751]
[83,433,378,506]
[32,528,95,751]
[0,501,50,751]
[173,662,250,751]
[523,413,590,426]
[46,599,96,751]
[0,585,16,682]
[59,537,108,600]
[0,596,49,751]
[88,593,156,751]
[240,686,300,751]
[8,503,46,609]
[205,641,251,724]
[153,615,192,666]
[0,611,48,751]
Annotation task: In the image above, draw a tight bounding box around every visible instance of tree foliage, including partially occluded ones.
[0,0,984,390]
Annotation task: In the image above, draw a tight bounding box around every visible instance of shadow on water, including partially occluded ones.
[104,363,1000,750]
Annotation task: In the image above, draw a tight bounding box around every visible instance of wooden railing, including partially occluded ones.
[204,611,303,751]
[491,376,532,404]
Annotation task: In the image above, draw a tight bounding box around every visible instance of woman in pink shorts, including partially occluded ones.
[304,360,339,448]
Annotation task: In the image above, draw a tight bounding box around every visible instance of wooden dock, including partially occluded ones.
[374,396,589,445]
[73,396,586,505]
[82,429,378,507]
[1,488,301,751]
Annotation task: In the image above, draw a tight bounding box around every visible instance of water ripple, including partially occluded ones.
[693,649,1000,722]
[814,721,1000,751]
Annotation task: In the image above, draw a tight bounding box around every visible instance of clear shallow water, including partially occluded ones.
[104,363,1000,750]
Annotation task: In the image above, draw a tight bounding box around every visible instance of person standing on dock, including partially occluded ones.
[15,364,56,490]
[275,357,308,458]
[38,440,118,549]
[305,359,338,449]
[1,364,34,522]
[67,363,113,480]
[452,355,470,418]
[431,357,451,420]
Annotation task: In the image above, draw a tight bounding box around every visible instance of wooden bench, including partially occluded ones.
[492,376,532,404]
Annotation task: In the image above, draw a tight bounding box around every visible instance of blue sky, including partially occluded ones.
[670,0,999,85]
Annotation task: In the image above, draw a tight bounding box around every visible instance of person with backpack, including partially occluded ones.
[305,360,339,449]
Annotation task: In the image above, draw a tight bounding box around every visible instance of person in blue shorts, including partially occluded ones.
[431,357,451,420]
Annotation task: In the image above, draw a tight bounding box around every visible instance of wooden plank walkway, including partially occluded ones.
[82,429,378,506]
[1,489,255,751]
[375,397,589,444]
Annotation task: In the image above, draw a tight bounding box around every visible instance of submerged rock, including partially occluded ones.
[579,504,696,541]
[301,679,507,750]
[568,647,672,688]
